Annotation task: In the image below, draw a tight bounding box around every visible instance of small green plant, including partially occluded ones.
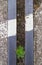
[16,45,25,59]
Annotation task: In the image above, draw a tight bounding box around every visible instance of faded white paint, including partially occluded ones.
[8,13,33,37]
[25,14,33,31]
[25,0,33,32]
[8,19,16,37]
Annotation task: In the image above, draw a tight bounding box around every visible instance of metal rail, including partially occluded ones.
[25,0,34,65]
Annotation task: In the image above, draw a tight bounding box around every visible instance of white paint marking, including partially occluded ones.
[25,14,33,31]
[8,19,16,37]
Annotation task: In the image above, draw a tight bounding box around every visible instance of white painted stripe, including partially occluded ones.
[25,14,33,31]
[8,19,16,37]
[25,0,33,32]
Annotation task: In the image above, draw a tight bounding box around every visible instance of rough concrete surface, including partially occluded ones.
[0,0,42,65]
[0,0,8,65]
[34,3,42,65]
